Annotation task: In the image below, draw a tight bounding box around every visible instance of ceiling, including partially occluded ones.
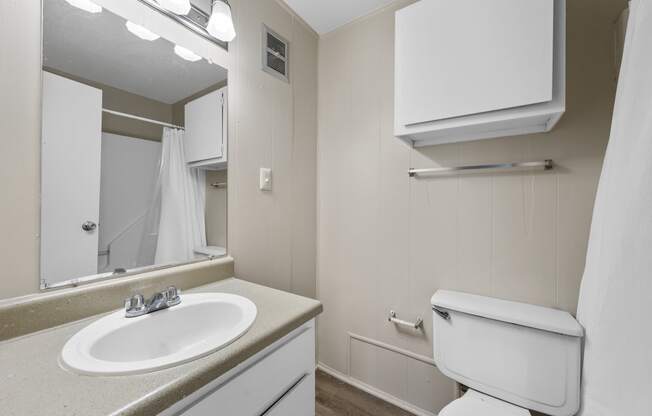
[283,0,399,34]
[43,0,227,104]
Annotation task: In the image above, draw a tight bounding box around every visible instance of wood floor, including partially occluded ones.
[316,370,414,416]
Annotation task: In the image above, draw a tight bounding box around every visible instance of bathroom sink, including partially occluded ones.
[61,293,257,375]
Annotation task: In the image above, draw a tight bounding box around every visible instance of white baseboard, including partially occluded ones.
[317,362,438,416]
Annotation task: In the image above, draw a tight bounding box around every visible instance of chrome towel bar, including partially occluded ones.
[408,159,553,177]
[388,310,424,330]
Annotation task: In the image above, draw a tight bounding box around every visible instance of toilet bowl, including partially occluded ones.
[440,390,530,416]
[431,290,584,416]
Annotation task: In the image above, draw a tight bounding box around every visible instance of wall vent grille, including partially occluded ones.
[262,25,289,82]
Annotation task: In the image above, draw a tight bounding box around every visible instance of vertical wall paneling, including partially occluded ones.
[317,0,625,413]
[227,0,318,299]
[0,0,42,298]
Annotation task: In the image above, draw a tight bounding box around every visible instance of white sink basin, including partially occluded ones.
[61,293,257,375]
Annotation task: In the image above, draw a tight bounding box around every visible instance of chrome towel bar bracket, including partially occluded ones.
[388,310,424,330]
[409,159,554,177]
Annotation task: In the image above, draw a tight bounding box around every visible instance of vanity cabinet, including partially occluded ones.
[162,320,315,416]
[394,0,565,146]
[184,87,227,170]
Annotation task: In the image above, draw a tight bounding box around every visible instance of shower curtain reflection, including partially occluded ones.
[139,127,207,266]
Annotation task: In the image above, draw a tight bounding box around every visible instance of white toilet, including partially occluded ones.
[431,290,584,416]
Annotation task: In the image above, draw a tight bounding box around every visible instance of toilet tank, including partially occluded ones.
[431,291,584,416]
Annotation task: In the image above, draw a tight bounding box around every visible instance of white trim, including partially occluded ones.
[317,362,438,416]
[348,332,437,367]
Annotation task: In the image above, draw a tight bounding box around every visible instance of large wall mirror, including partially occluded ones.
[41,0,229,289]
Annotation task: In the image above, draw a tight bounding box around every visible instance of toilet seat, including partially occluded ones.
[440,390,531,416]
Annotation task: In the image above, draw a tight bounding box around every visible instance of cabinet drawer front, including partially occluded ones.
[181,327,315,416]
[263,373,315,416]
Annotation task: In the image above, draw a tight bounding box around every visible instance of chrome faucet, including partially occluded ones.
[124,286,182,318]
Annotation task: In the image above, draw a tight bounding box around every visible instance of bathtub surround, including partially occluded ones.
[98,133,162,272]
[316,0,626,414]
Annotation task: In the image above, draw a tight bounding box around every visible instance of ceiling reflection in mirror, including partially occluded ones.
[41,0,228,289]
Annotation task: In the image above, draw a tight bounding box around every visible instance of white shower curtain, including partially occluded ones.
[154,127,206,265]
[577,1,652,415]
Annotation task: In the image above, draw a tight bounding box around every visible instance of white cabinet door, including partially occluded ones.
[396,0,555,127]
[263,373,315,416]
[180,326,315,416]
[41,71,102,286]
[184,88,224,165]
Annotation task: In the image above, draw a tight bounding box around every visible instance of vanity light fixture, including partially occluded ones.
[207,0,236,42]
[126,21,161,41]
[65,0,102,14]
[174,45,202,62]
[155,0,192,15]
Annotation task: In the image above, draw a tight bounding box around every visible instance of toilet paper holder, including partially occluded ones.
[388,310,423,330]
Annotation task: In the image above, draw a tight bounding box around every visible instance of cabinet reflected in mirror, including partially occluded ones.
[41,0,228,289]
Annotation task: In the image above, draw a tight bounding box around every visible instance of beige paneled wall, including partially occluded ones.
[205,170,228,249]
[317,0,625,413]
[226,0,318,299]
[0,0,41,299]
[44,68,175,142]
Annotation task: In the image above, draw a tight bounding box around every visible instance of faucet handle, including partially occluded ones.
[166,286,181,306]
[125,294,145,317]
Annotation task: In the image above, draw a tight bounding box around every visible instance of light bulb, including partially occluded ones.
[65,0,102,14]
[174,45,202,62]
[207,0,236,42]
[126,21,160,41]
[156,0,191,15]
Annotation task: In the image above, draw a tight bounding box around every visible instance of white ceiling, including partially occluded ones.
[283,0,399,34]
[43,0,227,104]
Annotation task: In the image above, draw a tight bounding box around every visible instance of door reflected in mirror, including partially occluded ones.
[41,0,228,289]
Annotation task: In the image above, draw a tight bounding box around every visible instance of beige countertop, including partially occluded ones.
[0,278,322,416]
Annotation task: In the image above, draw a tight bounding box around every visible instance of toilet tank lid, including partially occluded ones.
[431,290,584,337]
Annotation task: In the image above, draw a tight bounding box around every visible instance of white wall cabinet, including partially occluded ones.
[184,87,227,170]
[395,0,565,146]
[160,320,316,416]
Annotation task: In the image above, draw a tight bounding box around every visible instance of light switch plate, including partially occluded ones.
[259,168,272,191]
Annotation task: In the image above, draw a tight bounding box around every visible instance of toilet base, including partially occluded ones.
[440,389,531,416]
